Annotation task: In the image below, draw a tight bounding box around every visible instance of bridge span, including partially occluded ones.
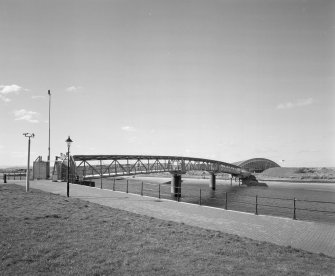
[71,155,252,196]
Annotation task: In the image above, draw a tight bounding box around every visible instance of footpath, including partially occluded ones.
[5,179,335,258]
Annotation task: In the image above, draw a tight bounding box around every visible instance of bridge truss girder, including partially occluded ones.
[73,155,250,180]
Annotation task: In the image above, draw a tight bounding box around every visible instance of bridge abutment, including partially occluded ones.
[209,173,216,190]
[171,173,181,198]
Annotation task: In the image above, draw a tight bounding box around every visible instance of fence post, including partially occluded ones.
[293,198,297,220]
[199,189,202,206]
[126,179,129,193]
[141,181,143,196]
[158,184,161,199]
[255,195,258,215]
[113,178,115,191]
[225,192,228,210]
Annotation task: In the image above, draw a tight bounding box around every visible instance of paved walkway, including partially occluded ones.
[5,180,335,258]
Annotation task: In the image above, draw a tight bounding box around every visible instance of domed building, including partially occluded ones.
[233,158,280,173]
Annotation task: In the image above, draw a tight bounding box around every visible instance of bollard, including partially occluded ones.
[255,195,258,215]
[126,180,129,193]
[141,181,143,196]
[199,189,202,206]
[293,198,297,220]
[225,192,228,210]
[158,184,161,199]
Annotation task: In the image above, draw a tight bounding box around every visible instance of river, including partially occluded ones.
[94,176,335,224]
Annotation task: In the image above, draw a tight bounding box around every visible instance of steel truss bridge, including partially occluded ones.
[73,155,251,180]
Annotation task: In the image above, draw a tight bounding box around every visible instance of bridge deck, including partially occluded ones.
[72,155,251,180]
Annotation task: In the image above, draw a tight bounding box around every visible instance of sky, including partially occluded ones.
[0,0,334,167]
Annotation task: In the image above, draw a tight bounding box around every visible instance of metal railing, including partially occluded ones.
[73,178,335,223]
[2,170,30,181]
[196,191,335,222]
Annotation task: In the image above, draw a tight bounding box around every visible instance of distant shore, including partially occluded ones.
[257,178,335,184]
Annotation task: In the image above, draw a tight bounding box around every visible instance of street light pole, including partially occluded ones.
[23,133,35,192]
[66,136,73,197]
[48,90,51,178]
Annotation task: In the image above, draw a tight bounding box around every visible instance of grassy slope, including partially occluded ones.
[258,167,335,181]
[1,185,334,276]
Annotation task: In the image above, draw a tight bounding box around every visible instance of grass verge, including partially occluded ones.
[1,184,334,275]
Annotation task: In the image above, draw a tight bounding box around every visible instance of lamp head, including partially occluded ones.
[23,133,35,138]
[65,136,73,148]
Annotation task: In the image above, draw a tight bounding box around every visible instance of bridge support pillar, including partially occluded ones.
[209,173,216,190]
[171,174,181,198]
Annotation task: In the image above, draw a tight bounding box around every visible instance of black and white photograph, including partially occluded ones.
[1,0,334,274]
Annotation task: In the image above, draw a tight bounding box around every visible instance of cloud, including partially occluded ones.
[66,86,82,92]
[0,84,28,102]
[277,98,314,109]
[0,84,24,94]
[13,109,40,123]
[121,126,136,132]
[0,95,11,102]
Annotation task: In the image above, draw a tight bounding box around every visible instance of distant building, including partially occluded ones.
[233,158,280,173]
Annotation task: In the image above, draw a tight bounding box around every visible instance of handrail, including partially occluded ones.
[257,195,293,201]
[73,178,335,222]
[296,199,335,204]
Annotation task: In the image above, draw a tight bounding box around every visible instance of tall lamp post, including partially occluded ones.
[23,133,35,192]
[66,136,73,197]
[47,90,51,178]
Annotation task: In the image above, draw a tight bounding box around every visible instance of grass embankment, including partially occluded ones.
[1,185,334,275]
[258,167,335,182]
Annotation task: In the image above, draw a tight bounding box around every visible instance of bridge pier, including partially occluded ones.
[171,173,181,198]
[209,173,216,190]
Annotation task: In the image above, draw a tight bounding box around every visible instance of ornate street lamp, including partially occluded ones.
[66,136,73,197]
[23,133,35,192]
